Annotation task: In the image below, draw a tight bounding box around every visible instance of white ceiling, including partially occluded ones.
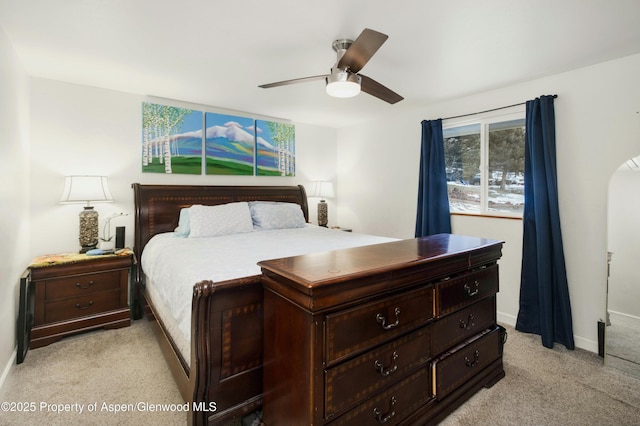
[1,0,640,128]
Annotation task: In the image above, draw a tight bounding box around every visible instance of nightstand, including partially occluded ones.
[25,251,133,352]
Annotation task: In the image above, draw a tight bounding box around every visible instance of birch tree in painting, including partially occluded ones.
[142,103,193,174]
[267,121,295,176]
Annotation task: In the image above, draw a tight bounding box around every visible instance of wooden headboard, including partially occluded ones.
[131,183,309,263]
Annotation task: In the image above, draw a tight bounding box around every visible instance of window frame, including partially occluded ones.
[443,108,526,219]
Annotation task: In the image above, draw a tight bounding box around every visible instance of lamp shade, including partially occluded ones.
[311,181,334,199]
[59,176,113,204]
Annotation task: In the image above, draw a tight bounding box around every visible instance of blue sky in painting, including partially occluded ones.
[254,120,272,144]
[171,110,202,156]
[181,110,203,132]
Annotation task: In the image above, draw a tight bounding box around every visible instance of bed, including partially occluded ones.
[131,183,397,425]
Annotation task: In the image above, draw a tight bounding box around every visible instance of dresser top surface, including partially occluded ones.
[259,233,503,289]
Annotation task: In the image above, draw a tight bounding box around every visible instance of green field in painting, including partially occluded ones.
[142,156,201,174]
[256,167,284,176]
[205,157,254,175]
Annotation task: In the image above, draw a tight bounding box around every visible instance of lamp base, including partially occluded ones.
[317,200,328,227]
[79,206,99,253]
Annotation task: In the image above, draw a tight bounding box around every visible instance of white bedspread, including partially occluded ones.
[141,225,397,347]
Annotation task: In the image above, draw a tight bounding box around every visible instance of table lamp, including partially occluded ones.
[311,181,334,227]
[59,176,113,253]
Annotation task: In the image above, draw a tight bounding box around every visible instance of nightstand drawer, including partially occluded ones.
[45,290,121,323]
[44,270,123,300]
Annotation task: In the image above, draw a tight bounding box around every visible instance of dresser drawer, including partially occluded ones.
[431,296,496,355]
[325,286,433,365]
[325,326,431,420]
[435,265,498,317]
[432,326,502,400]
[44,270,123,300]
[45,290,121,323]
[328,367,432,425]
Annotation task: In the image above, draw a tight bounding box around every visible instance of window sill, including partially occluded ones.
[451,212,522,221]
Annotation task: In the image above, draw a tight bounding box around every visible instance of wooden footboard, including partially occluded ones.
[142,276,264,425]
[190,278,264,425]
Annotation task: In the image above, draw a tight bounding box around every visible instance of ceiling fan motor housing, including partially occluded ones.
[325,67,361,97]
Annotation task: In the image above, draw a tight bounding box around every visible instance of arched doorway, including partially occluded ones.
[606,154,640,378]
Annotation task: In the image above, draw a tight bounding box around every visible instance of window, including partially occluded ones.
[443,113,526,216]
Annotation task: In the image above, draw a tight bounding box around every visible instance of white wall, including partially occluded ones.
[337,53,640,352]
[0,27,30,385]
[28,79,338,258]
[608,168,640,327]
[8,49,640,372]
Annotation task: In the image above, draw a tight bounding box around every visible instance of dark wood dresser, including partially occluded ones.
[259,234,505,425]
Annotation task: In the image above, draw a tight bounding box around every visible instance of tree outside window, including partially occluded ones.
[443,116,525,216]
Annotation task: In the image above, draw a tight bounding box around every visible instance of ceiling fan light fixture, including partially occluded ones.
[325,69,361,98]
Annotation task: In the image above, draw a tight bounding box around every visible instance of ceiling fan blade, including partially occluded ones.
[337,28,388,73]
[360,74,404,104]
[259,75,327,89]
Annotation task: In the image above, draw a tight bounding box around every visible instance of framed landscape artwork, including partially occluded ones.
[205,112,255,175]
[255,120,296,176]
[141,102,295,176]
[141,102,203,174]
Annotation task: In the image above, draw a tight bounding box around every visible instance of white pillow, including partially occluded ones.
[174,207,192,237]
[249,202,306,230]
[188,202,254,238]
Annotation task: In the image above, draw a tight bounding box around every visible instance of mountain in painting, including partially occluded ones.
[205,124,254,165]
[168,129,203,156]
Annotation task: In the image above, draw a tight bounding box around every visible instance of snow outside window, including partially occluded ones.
[443,113,525,217]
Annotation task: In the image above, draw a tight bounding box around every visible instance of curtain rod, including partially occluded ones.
[441,94,558,121]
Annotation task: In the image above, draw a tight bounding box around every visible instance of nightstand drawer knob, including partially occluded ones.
[75,301,94,310]
[76,281,95,289]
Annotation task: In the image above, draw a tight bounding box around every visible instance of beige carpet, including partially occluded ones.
[0,320,184,425]
[441,325,640,426]
[1,320,640,425]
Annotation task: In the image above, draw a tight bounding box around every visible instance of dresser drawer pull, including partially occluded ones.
[464,350,480,368]
[373,396,396,423]
[75,301,94,310]
[374,351,399,377]
[459,314,475,330]
[75,281,95,289]
[464,280,480,297]
[376,308,400,330]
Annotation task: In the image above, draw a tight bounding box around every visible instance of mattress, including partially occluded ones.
[141,225,397,363]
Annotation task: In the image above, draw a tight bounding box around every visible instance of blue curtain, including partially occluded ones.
[415,119,451,237]
[516,95,575,349]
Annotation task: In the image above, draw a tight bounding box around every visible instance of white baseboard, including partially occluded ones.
[497,311,516,327]
[0,349,17,392]
[608,310,640,329]
[497,310,598,353]
[574,335,598,353]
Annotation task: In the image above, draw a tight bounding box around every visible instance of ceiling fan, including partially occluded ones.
[259,28,403,104]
